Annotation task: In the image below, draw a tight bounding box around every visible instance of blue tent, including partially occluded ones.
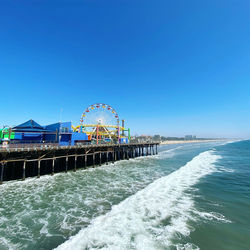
[12,119,55,143]
[12,119,47,132]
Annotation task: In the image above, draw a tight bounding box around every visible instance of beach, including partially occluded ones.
[160,139,220,145]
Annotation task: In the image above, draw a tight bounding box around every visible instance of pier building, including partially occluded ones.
[0,104,157,183]
[0,120,91,146]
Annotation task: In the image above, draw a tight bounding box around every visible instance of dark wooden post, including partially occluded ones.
[156,144,158,154]
[52,158,55,175]
[99,152,101,166]
[152,145,155,155]
[85,154,87,168]
[65,156,68,172]
[38,160,41,178]
[127,148,129,160]
[93,153,95,167]
[123,148,125,160]
[22,161,26,181]
[106,152,108,165]
[0,162,5,184]
[74,156,77,172]
[146,146,148,156]
[112,151,115,164]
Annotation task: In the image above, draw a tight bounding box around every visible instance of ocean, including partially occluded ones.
[0,140,249,250]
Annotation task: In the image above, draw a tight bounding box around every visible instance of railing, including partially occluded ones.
[0,143,58,150]
[0,142,159,152]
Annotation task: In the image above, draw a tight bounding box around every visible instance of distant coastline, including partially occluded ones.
[160,139,221,145]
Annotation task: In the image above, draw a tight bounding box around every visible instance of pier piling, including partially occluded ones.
[112,151,115,164]
[0,143,159,183]
[85,154,87,168]
[22,161,26,181]
[38,160,41,178]
[0,163,5,184]
[106,152,108,165]
[65,156,68,173]
[52,158,55,175]
[74,156,77,172]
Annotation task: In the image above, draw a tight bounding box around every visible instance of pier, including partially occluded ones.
[0,143,159,183]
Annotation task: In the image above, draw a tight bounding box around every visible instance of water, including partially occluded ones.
[0,141,249,249]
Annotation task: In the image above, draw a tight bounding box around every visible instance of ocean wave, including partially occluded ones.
[176,243,200,250]
[154,145,184,159]
[192,211,231,223]
[55,150,221,250]
[0,145,182,249]
[216,166,235,173]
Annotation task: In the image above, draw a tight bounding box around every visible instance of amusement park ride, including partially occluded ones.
[72,103,130,144]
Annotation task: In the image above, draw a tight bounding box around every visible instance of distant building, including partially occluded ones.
[185,135,196,140]
[132,135,152,143]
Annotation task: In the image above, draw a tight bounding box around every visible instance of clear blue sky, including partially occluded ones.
[0,0,249,138]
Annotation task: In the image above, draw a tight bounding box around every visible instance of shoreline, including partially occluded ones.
[159,140,222,145]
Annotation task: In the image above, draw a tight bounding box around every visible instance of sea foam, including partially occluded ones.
[55,150,221,250]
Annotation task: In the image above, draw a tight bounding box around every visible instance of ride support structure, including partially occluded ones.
[72,103,130,144]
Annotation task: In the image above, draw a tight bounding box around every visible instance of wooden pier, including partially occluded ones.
[0,143,159,183]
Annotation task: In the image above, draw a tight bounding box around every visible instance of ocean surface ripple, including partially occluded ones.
[56,150,221,250]
[1,141,249,250]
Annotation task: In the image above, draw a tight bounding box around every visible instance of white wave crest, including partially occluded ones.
[193,211,231,223]
[55,150,221,250]
[217,166,235,173]
[154,145,184,159]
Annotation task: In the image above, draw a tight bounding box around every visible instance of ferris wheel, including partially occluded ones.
[80,103,119,126]
[73,103,123,143]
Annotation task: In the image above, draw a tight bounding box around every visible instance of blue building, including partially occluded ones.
[45,122,71,145]
[12,120,53,143]
[11,119,90,145]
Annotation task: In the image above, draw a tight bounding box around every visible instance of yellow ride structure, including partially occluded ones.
[72,103,130,144]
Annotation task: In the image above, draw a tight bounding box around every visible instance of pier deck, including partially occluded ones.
[0,143,159,183]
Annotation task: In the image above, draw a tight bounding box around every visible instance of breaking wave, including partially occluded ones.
[56,150,223,250]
